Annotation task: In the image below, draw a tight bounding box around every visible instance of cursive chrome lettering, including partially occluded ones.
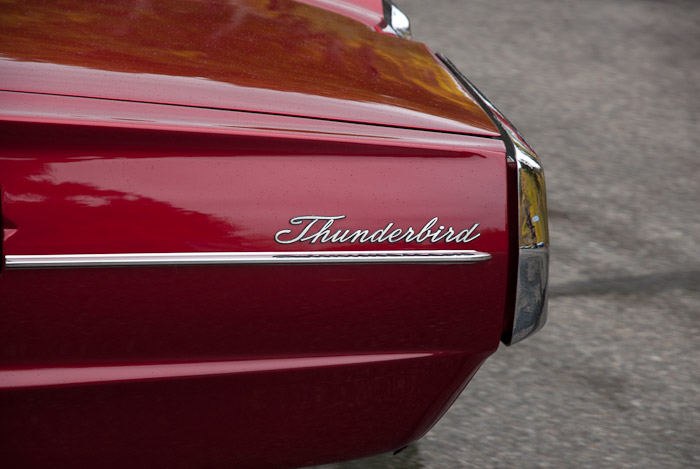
[274,215,345,244]
[275,215,481,245]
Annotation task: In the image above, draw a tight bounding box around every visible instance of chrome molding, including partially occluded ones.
[5,250,492,269]
[382,0,412,39]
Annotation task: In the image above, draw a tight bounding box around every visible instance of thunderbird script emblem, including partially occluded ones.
[275,215,480,245]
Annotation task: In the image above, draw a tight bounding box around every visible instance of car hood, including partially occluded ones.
[0,0,499,137]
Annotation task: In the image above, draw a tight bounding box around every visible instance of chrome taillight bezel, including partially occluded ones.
[438,54,549,345]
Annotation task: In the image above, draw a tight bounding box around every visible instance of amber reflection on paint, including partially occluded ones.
[0,0,497,134]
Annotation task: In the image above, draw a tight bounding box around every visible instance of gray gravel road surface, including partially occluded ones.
[318,0,700,467]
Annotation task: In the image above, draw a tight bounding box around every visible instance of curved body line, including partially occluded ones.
[0,352,436,389]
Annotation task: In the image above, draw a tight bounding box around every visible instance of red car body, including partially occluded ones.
[0,1,548,467]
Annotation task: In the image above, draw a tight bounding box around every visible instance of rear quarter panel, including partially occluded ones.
[0,94,509,468]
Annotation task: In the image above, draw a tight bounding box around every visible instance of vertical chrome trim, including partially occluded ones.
[509,131,549,344]
[382,0,412,39]
[437,53,549,346]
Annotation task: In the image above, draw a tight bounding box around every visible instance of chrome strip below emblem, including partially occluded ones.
[5,250,491,269]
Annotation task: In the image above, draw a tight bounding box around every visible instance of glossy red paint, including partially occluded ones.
[2,352,491,469]
[0,1,512,467]
[0,110,506,256]
[295,0,383,27]
[0,0,499,137]
[0,102,508,467]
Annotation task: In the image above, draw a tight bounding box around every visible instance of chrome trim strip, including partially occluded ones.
[382,0,412,39]
[5,250,492,269]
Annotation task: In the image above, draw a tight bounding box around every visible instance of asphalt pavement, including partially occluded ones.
[318,0,700,467]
